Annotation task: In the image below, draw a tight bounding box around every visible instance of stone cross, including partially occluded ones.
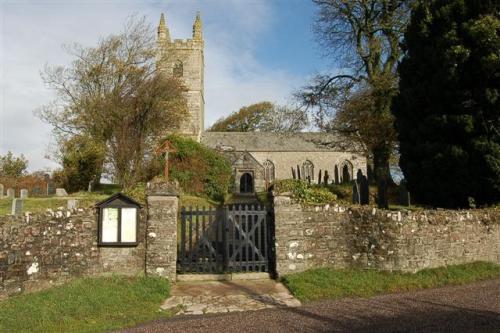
[156,140,177,181]
[0,183,3,198]
[6,188,15,198]
[11,198,23,215]
[20,189,28,199]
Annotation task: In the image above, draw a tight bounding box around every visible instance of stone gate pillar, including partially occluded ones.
[146,180,179,281]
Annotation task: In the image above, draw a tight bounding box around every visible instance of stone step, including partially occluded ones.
[177,272,271,282]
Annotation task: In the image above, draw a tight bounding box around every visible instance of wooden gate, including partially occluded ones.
[178,205,272,274]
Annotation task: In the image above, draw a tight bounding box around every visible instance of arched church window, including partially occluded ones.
[303,160,314,182]
[173,60,183,77]
[340,160,353,183]
[263,160,275,183]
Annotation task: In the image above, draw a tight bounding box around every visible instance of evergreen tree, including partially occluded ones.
[393,0,500,207]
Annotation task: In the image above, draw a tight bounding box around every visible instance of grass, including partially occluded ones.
[0,276,174,333]
[0,185,122,216]
[282,262,500,302]
[179,195,219,209]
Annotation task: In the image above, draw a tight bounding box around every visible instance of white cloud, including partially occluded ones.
[0,0,305,171]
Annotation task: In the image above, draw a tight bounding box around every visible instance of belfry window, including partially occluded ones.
[173,60,183,77]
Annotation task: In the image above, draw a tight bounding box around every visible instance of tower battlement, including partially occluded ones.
[157,12,204,141]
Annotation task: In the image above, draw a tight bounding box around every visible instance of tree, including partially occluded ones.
[298,0,411,208]
[37,17,188,188]
[56,136,106,193]
[208,102,308,133]
[0,151,28,178]
[392,0,500,207]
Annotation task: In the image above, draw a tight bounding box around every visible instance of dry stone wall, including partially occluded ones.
[274,195,500,276]
[0,208,146,300]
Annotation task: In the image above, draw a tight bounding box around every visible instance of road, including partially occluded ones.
[118,279,500,333]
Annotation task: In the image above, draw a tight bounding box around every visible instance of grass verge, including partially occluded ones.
[0,276,173,333]
[282,262,500,302]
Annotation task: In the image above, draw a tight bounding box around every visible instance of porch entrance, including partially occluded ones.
[239,173,254,193]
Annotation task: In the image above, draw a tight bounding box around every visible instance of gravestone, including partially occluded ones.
[323,171,329,185]
[357,170,369,205]
[67,199,79,210]
[399,179,411,206]
[352,181,360,204]
[334,165,339,184]
[318,170,322,185]
[20,189,28,199]
[11,198,23,215]
[55,188,68,197]
[88,180,94,192]
[0,183,3,198]
[291,167,296,180]
[296,165,301,180]
[6,188,15,198]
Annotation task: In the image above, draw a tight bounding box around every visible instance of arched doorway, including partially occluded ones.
[240,173,254,193]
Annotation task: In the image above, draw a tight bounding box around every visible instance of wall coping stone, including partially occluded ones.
[146,179,180,196]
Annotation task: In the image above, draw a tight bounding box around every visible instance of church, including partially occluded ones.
[157,13,367,194]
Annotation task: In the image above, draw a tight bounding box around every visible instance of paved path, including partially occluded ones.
[160,279,301,315]
[119,279,500,333]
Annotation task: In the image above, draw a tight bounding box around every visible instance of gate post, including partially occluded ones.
[145,179,179,281]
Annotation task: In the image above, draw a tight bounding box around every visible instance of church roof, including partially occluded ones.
[200,132,363,152]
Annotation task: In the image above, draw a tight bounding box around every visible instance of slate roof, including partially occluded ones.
[201,132,363,152]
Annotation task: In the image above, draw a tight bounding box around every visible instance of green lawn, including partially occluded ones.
[0,276,174,333]
[282,262,500,302]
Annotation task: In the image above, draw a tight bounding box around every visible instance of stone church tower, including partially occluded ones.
[157,13,205,141]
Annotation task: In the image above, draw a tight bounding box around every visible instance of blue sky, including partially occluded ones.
[0,0,332,171]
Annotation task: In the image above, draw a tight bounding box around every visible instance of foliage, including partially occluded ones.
[0,151,28,178]
[0,175,48,197]
[166,134,232,201]
[273,179,337,204]
[55,136,106,193]
[208,101,308,133]
[392,0,500,207]
[298,0,412,208]
[282,262,500,302]
[123,182,147,205]
[37,16,188,188]
[179,195,219,208]
[0,276,172,333]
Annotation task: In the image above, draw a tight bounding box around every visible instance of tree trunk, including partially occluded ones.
[373,145,391,209]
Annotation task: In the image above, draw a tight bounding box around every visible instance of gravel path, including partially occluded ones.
[118,279,500,333]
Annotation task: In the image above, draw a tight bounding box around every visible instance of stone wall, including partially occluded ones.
[274,195,500,276]
[0,207,147,300]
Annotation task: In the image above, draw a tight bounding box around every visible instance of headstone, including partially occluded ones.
[291,167,296,180]
[0,183,3,198]
[352,181,360,204]
[67,199,79,210]
[88,180,94,192]
[11,198,23,215]
[323,171,329,185]
[399,179,411,206]
[297,165,301,180]
[55,188,68,197]
[20,189,28,199]
[318,170,322,185]
[6,188,15,198]
[358,171,369,205]
[334,165,339,184]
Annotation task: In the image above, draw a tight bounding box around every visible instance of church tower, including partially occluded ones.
[157,12,205,141]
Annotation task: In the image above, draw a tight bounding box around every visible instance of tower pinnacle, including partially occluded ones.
[158,13,170,42]
[192,12,202,40]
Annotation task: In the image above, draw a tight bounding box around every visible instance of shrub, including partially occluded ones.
[273,179,337,204]
[163,134,232,201]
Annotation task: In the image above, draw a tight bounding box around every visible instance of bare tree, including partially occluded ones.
[37,17,188,187]
[298,0,411,208]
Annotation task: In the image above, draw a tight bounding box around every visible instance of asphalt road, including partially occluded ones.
[119,279,500,333]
